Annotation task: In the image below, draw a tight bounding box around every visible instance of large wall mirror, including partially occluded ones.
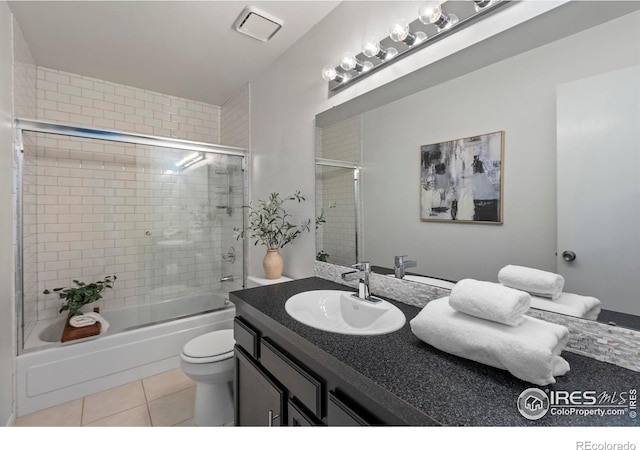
[315,2,640,331]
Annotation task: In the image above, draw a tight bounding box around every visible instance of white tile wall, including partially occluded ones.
[315,116,361,266]
[36,67,221,144]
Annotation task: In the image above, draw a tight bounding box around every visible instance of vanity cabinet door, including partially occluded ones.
[327,391,371,426]
[287,399,321,426]
[234,346,285,426]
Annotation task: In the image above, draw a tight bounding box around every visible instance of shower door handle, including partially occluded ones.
[268,409,280,427]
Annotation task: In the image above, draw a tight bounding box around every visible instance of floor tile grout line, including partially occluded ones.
[141,377,154,426]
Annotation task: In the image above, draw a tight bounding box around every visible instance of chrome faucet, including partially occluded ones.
[394,255,417,279]
[341,261,381,303]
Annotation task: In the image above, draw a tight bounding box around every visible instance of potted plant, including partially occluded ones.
[237,191,311,279]
[43,275,117,317]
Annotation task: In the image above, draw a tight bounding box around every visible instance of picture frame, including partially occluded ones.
[420,131,504,224]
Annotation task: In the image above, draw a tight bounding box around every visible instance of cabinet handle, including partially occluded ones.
[268,409,280,427]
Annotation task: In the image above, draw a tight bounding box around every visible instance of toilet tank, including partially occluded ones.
[246,275,293,288]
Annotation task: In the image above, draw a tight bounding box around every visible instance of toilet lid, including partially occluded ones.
[182,329,235,359]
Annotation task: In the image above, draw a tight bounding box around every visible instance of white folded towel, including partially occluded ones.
[410,297,571,386]
[69,315,96,328]
[449,279,531,327]
[531,292,602,320]
[69,312,110,333]
[498,265,564,300]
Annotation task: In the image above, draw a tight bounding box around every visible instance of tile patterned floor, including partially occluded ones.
[13,368,197,427]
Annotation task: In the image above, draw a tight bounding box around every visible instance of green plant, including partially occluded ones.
[237,191,311,250]
[43,275,117,316]
[315,202,336,230]
[316,250,330,262]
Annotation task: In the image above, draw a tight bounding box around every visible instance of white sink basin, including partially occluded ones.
[285,290,406,335]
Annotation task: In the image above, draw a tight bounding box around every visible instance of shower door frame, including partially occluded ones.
[13,118,249,353]
[315,158,361,265]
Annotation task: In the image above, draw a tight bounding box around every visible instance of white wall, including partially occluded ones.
[249,1,564,279]
[0,0,16,426]
[361,10,640,282]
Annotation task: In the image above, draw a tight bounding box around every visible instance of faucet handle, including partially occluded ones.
[351,261,371,272]
[394,255,408,266]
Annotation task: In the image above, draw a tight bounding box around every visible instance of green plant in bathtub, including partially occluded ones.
[43,275,117,316]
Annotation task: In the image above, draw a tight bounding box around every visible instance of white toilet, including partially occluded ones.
[180,275,292,426]
[180,329,235,426]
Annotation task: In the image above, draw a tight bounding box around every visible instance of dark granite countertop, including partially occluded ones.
[230,277,639,427]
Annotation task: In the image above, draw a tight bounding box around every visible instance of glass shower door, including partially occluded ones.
[18,130,245,352]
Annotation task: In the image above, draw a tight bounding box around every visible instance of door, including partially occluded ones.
[234,347,285,426]
[556,65,640,315]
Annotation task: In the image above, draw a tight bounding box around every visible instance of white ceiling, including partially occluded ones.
[8,1,340,105]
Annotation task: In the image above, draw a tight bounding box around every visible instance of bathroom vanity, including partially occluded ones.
[230,277,639,426]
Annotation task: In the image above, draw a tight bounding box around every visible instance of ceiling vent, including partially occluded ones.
[233,6,283,42]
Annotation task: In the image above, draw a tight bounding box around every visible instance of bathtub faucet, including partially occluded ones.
[220,275,234,282]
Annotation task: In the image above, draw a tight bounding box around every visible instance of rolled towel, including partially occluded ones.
[530,292,601,320]
[449,279,531,327]
[410,297,571,386]
[69,315,97,328]
[82,312,110,333]
[498,265,564,300]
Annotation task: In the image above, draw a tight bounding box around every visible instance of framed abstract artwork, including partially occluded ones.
[420,131,504,224]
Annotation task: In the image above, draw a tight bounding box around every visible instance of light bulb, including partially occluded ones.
[418,1,443,24]
[321,65,343,82]
[389,20,411,43]
[340,52,374,73]
[363,37,398,61]
[340,52,358,71]
[362,37,382,59]
[418,1,457,32]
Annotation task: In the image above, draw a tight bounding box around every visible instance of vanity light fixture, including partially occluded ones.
[362,37,398,61]
[389,20,427,46]
[322,0,511,96]
[418,1,459,32]
[321,65,350,83]
[340,52,373,73]
[474,0,494,11]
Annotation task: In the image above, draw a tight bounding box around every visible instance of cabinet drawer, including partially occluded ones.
[260,338,323,418]
[328,391,371,426]
[233,317,259,359]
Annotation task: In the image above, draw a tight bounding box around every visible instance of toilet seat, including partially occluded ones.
[181,329,235,364]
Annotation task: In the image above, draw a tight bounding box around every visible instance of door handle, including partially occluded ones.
[562,250,577,262]
[268,409,280,427]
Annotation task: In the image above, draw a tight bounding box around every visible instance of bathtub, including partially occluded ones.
[16,293,235,417]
